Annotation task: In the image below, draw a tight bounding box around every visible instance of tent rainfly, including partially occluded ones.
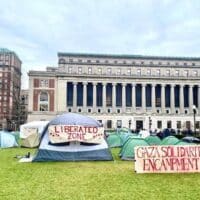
[20,121,49,148]
[0,131,18,148]
[119,137,149,160]
[33,113,113,161]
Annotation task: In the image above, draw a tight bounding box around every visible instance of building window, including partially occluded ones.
[157,121,162,129]
[69,59,73,63]
[68,67,72,73]
[107,120,112,129]
[78,108,81,112]
[141,61,144,64]
[184,63,187,66]
[156,69,160,76]
[98,109,101,113]
[158,62,162,65]
[167,121,172,128]
[96,60,99,63]
[193,70,197,76]
[88,109,91,113]
[137,69,141,76]
[88,67,92,74]
[39,91,49,111]
[127,69,131,75]
[78,67,82,74]
[78,59,82,63]
[40,80,49,87]
[177,121,181,129]
[184,70,189,77]
[105,60,109,64]
[117,109,120,113]
[147,69,151,75]
[107,109,111,113]
[117,120,122,128]
[107,68,111,75]
[98,68,102,74]
[117,68,121,75]
[175,70,179,76]
[114,60,118,64]
[166,70,170,76]
[87,60,91,63]
[175,62,179,66]
[123,60,126,64]
[192,63,195,66]
[68,108,71,112]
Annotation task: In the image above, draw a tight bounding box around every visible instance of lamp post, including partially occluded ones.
[193,105,197,137]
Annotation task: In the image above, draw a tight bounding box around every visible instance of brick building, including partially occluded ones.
[0,48,22,130]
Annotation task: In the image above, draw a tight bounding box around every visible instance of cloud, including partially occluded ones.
[0,0,199,88]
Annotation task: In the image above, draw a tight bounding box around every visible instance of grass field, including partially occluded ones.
[1,147,200,200]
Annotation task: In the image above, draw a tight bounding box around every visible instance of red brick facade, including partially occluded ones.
[33,78,55,112]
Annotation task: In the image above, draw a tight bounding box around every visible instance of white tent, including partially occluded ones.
[20,121,49,147]
[138,130,150,138]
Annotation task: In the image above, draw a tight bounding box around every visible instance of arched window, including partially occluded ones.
[39,91,49,111]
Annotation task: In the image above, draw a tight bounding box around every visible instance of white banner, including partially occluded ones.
[48,125,104,144]
[135,145,200,173]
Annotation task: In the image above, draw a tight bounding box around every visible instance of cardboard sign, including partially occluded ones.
[48,125,104,144]
[134,145,200,173]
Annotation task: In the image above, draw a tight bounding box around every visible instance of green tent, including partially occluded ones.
[160,136,179,145]
[175,141,194,145]
[145,135,161,145]
[107,134,123,147]
[119,137,149,160]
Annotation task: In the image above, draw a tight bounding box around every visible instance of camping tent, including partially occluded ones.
[160,136,179,145]
[145,135,161,145]
[20,121,49,148]
[33,113,113,161]
[119,137,149,160]
[0,131,18,148]
[138,130,150,138]
[182,136,200,144]
[107,134,123,147]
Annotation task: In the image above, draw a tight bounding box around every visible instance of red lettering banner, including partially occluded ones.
[48,125,104,144]
[134,145,200,173]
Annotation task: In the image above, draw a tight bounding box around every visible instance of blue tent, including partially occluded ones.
[0,131,18,148]
[33,113,113,161]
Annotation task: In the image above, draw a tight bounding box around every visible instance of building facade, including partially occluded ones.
[28,52,200,131]
[0,48,22,130]
[20,89,29,125]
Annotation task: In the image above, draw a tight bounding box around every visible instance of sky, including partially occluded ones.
[0,0,200,89]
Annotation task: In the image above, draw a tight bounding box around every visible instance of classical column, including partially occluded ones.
[132,83,136,112]
[83,82,87,112]
[170,84,175,114]
[179,84,184,114]
[73,82,77,111]
[151,84,156,113]
[142,83,146,112]
[112,83,116,113]
[102,82,106,112]
[189,85,193,113]
[93,82,97,112]
[161,84,165,113]
[122,83,126,113]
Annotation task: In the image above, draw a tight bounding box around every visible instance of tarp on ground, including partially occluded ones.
[160,136,179,145]
[119,137,149,160]
[145,135,161,145]
[20,121,49,148]
[33,113,113,161]
[0,131,18,148]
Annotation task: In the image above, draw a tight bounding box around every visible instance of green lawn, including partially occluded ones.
[0,148,200,200]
